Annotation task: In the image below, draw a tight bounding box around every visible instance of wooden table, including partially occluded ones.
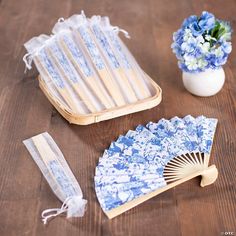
[0,0,235,235]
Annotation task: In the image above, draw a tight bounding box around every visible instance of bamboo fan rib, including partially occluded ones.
[163,152,207,183]
[94,115,218,218]
[24,12,158,122]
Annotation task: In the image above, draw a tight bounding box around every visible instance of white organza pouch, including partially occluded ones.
[24,35,89,114]
[53,14,127,107]
[100,16,152,99]
[23,132,87,224]
[88,15,138,103]
[52,23,115,110]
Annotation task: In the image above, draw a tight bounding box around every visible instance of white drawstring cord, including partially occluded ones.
[23,53,33,73]
[119,29,131,39]
[41,196,87,224]
[112,26,130,39]
[41,197,71,224]
[41,207,67,225]
[23,35,52,73]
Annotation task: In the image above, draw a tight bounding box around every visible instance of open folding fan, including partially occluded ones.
[94,115,218,218]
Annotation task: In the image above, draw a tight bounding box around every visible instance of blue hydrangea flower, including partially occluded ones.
[171,11,232,73]
[198,11,215,32]
[182,15,198,28]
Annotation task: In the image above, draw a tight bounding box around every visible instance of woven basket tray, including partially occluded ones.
[38,73,162,125]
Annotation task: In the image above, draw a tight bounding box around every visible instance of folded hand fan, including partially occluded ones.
[95,115,218,218]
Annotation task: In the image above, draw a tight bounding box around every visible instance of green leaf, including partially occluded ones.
[216,28,226,40]
[211,21,221,38]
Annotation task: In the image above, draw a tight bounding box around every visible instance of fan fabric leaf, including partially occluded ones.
[95,116,218,213]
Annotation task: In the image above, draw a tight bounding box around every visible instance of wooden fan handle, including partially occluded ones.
[98,69,126,106]
[200,164,218,187]
[116,68,138,103]
[85,77,114,108]
[71,83,97,113]
[127,69,151,98]
[32,134,57,164]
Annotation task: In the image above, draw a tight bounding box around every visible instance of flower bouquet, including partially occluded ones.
[172,11,232,96]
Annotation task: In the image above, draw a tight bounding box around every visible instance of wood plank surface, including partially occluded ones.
[0,0,235,235]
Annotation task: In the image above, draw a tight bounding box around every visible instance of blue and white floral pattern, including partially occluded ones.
[49,160,77,197]
[49,42,78,83]
[106,31,131,69]
[38,48,65,88]
[62,34,93,77]
[195,116,218,153]
[95,116,218,212]
[78,26,105,70]
[91,24,120,69]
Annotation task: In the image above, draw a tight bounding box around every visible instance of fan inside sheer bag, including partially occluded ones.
[94,115,219,219]
[23,12,158,117]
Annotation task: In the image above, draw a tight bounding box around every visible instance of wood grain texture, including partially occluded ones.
[0,0,235,235]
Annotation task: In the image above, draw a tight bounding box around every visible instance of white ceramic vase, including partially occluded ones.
[182,67,225,97]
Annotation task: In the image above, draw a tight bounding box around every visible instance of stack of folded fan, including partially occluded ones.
[24,12,154,115]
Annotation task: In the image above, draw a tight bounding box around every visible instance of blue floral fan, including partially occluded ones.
[95,115,218,218]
